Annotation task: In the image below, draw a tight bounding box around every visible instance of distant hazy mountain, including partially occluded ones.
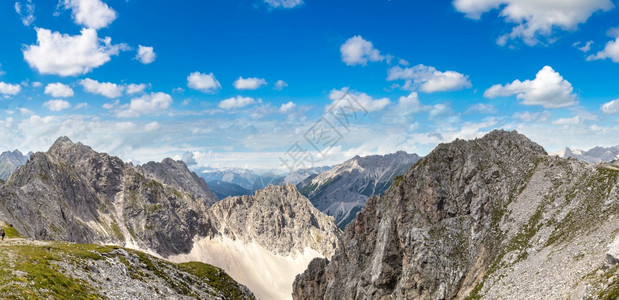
[0,150,31,181]
[198,166,331,194]
[551,145,619,163]
[298,151,421,228]
[207,180,252,199]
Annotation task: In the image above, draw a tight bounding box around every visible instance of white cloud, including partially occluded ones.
[144,121,161,132]
[396,92,430,115]
[117,92,173,118]
[234,77,267,90]
[465,103,497,114]
[552,116,583,126]
[44,99,71,112]
[429,103,455,120]
[75,102,88,109]
[63,0,117,29]
[387,65,472,93]
[340,35,385,66]
[31,81,42,87]
[574,40,593,53]
[601,99,619,115]
[327,88,390,113]
[44,83,74,98]
[587,30,619,62]
[274,80,288,90]
[454,0,614,46]
[0,82,21,95]
[218,96,257,110]
[126,83,147,95]
[264,0,303,9]
[136,45,156,64]
[187,72,221,93]
[484,66,577,108]
[15,0,35,26]
[279,101,296,113]
[80,78,123,98]
[23,28,125,76]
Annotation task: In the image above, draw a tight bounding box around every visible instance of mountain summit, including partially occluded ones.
[294,130,618,299]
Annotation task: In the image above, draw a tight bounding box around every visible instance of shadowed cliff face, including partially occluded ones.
[294,130,619,299]
[0,137,218,257]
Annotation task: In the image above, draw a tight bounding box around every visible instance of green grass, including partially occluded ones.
[2,224,23,238]
[179,261,249,299]
[0,243,115,299]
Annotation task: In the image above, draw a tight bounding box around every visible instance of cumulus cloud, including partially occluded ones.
[116,92,173,118]
[387,64,472,93]
[0,82,21,95]
[44,83,74,98]
[279,101,296,113]
[340,35,385,66]
[264,0,303,9]
[136,45,156,64]
[23,28,125,76]
[15,0,35,26]
[484,66,577,108]
[144,121,161,132]
[187,72,221,93]
[63,0,117,29]
[587,29,619,62]
[601,99,619,114]
[396,92,430,115]
[44,99,71,112]
[274,80,288,90]
[465,103,497,114]
[80,78,123,98]
[453,0,614,46]
[234,77,267,90]
[552,116,583,126]
[218,96,257,110]
[429,103,455,120]
[181,151,197,166]
[327,88,390,113]
[126,83,147,95]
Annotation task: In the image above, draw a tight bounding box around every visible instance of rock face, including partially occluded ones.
[170,184,340,300]
[298,151,420,228]
[0,137,217,257]
[293,130,619,299]
[0,150,30,181]
[552,145,619,163]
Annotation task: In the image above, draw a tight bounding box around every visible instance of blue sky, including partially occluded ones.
[1,0,619,171]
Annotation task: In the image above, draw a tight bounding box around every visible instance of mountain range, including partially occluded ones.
[294,130,619,299]
[552,145,619,164]
[0,137,339,300]
[298,151,421,228]
[0,149,31,181]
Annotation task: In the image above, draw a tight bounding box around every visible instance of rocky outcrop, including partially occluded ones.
[0,239,254,299]
[0,149,30,181]
[298,151,421,228]
[210,184,339,257]
[139,158,218,206]
[293,130,619,299]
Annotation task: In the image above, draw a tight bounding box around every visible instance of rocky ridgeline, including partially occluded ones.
[298,151,420,228]
[0,137,217,257]
[293,130,619,299]
[0,150,30,181]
